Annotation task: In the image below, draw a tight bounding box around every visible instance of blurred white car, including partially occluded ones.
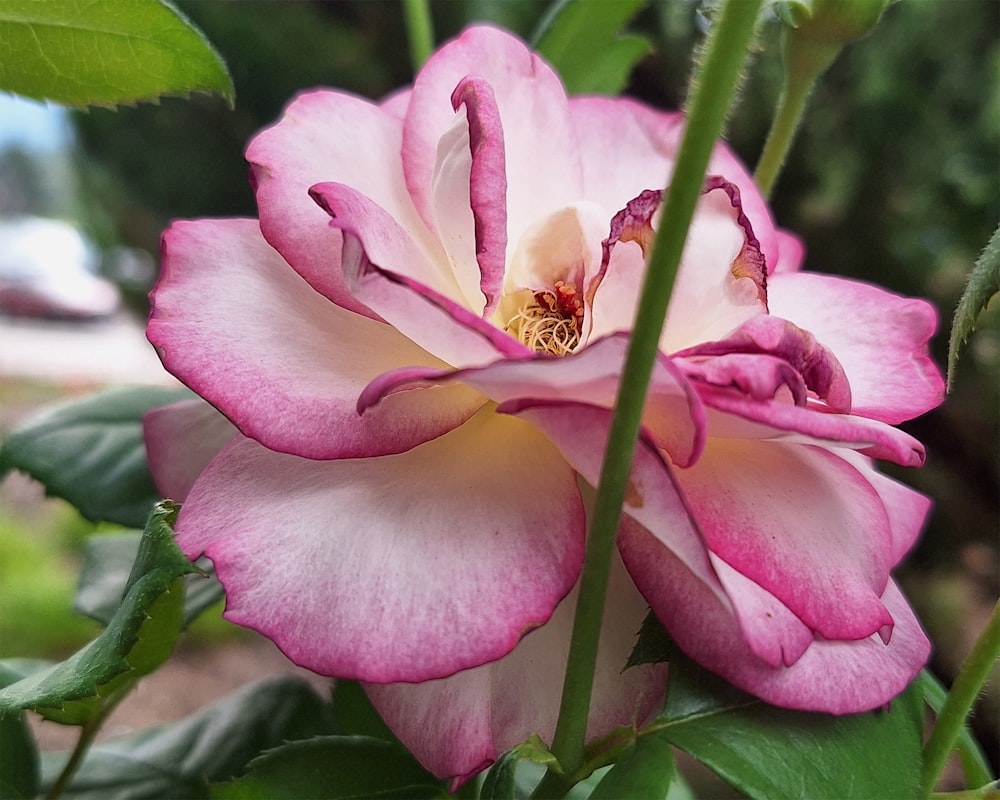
[0,216,120,320]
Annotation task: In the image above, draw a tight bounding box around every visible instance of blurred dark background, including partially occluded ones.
[2,0,996,769]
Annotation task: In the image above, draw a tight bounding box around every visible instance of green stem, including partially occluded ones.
[401,0,434,74]
[533,2,763,796]
[920,599,1000,798]
[753,35,838,199]
[45,683,132,800]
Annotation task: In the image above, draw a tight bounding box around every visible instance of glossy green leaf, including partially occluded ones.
[0,664,38,800]
[0,503,196,724]
[0,0,234,108]
[653,648,925,800]
[948,223,1000,389]
[532,0,651,94]
[36,676,335,800]
[480,735,558,800]
[210,736,446,800]
[75,531,224,628]
[0,386,191,528]
[589,734,674,800]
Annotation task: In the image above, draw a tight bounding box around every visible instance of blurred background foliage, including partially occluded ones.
[2,0,996,760]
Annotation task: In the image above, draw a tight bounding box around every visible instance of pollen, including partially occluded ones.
[505,281,583,356]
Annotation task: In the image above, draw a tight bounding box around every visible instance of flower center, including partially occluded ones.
[505,280,583,355]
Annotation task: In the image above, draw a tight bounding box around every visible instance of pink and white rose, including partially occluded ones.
[144,26,944,783]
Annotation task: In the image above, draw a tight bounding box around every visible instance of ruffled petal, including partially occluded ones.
[361,333,706,468]
[767,272,944,423]
[671,437,895,641]
[248,90,441,317]
[403,27,581,255]
[365,551,667,784]
[143,398,236,502]
[174,409,584,682]
[311,182,530,368]
[624,525,929,713]
[149,219,484,459]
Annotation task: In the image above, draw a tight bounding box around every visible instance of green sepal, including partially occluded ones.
[209,736,447,800]
[0,386,192,528]
[480,735,558,800]
[624,610,672,670]
[948,224,1000,389]
[0,503,196,724]
[75,531,223,629]
[0,0,234,108]
[532,0,651,95]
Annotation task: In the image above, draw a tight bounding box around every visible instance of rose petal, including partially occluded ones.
[311,182,530,368]
[671,437,895,641]
[248,90,440,317]
[149,219,485,458]
[174,409,585,682]
[624,526,929,713]
[698,386,926,466]
[365,550,667,784]
[143,398,236,502]
[767,272,944,423]
[361,333,706,468]
[403,27,581,254]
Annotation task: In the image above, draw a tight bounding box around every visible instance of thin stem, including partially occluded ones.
[401,0,434,74]
[753,35,837,200]
[920,599,1000,798]
[45,684,132,800]
[533,2,763,796]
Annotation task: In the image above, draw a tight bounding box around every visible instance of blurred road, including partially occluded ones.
[0,311,177,386]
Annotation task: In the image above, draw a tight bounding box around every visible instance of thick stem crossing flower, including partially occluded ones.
[145,26,944,783]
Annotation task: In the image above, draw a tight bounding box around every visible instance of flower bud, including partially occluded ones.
[775,0,891,46]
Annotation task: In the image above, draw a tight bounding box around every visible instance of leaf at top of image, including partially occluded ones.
[0,0,234,109]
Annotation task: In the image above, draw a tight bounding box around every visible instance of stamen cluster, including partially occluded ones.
[505,281,583,355]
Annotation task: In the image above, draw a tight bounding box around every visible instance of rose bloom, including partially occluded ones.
[145,26,944,783]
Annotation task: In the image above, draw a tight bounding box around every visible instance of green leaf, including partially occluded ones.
[75,531,224,628]
[653,648,925,800]
[948,223,1000,389]
[532,0,651,95]
[589,735,674,800]
[0,386,191,528]
[210,736,446,800]
[0,663,39,800]
[0,0,234,108]
[480,735,558,800]
[0,503,197,724]
[37,675,335,800]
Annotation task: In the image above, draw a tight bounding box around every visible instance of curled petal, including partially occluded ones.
[677,315,852,412]
[311,182,530,368]
[699,386,926,466]
[148,219,484,459]
[403,27,581,252]
[175,409,585,683]
[143,398,237,503]
[366,551,667,784]
[768,272,944,423]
